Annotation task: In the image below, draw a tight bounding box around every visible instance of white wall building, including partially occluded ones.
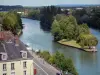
[0,31,34,75]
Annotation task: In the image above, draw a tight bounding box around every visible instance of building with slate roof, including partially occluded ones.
[0,31,34,75]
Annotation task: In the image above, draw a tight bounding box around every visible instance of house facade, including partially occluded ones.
[0,31,34,75]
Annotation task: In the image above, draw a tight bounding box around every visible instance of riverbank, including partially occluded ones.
[58,39,97,52]
[28,49,78,75]
[28,49,60,75]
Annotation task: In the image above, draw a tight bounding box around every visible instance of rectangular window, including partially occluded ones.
[3,64,6,71]
[3,73,6,75]
[23,53,26,58]
[23,62,27,68]
[11,72,15,75]
[23,71,26,75]
[11,63,15,70]
[3,55,6,59]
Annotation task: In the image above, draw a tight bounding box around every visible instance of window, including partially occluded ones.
[23,71,26,75]
[11,72,15,75]
[23,62,27,68]
[3,73,6,75]
[1,53,7,60]
[23,53,26,58]
[3,64,6,71]
[2,55,6,59]
[20,51,27,58]
[11,63,15,70]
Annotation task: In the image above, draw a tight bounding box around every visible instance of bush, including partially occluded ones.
[66,58,78,75]
[39,51,51,62]
[48,55,55,64]
[39,51,78,75]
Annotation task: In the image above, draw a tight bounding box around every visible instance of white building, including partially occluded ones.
[0,31,34,75]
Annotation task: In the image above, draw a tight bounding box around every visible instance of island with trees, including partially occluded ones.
[51,14,98,52]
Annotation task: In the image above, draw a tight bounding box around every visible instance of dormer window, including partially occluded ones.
[20,51,27,58]
[0,52,7,60]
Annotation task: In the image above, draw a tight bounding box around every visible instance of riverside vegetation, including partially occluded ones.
[51,14,98,51]
[26,6,99,74]
[0,11,23,34]
[27,6,98,50]
[37,51,78,75]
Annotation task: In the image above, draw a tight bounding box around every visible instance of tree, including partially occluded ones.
[88,7,100,29]
[51,20,63,41]
[48,55,55,64]
[54,51,78,75]
[2,12,23,34]
[66,58,78,75]
[40,51,51,62]
[51,15,78,41]
[28,10,40,20]
[77,33,98,47]
[40,6,62,31]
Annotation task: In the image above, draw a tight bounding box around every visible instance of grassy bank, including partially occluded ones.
[58,39,97,52]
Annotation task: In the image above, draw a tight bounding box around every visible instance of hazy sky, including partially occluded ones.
[0,0,100,6]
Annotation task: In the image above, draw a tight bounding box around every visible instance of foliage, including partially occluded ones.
[40,6,61,31]
[66,58,78,75]
[2,11,23,34]
[28,10,40,20]
[39,51,78,75]
[48,55,55,64]
[51,14,98,47]
[39,51,51,62]
[51,20,63,41]
[77,33,98,47]
[88,7,100,29]
[72,7,100,30]
[51,15,78,41]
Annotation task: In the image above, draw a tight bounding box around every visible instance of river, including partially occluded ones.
[20,18,100,75]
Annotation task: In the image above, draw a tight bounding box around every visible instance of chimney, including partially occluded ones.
[15,35,19,46]
[4,31,12,43]
[0,31,5,41]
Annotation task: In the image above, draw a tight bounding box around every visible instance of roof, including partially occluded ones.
[0,31,33,61]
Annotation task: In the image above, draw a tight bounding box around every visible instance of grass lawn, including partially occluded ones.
[58,39,81,48]
[58,39,97,52]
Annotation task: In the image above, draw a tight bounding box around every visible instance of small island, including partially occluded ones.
[51,14,98,52]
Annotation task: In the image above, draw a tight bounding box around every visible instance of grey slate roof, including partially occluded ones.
[0,43,5,52]
[0,40,33,61]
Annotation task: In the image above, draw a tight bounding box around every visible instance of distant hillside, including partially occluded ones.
[0,5,23,11]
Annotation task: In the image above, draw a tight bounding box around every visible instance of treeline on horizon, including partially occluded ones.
[0,5,23,11]
[27,6,100,31]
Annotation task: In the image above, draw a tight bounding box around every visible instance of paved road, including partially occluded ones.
[31,52,60,75]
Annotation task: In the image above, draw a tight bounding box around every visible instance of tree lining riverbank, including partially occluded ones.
[58,39,97,52]
[35,50,78,75]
